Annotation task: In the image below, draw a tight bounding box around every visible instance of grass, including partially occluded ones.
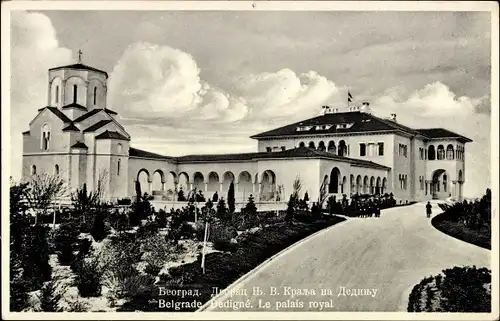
[431,213,491,250]
[117,215,346,312]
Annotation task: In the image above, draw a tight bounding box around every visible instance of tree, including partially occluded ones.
[285,194,296,224]
[244,194,257,216]
[292,176,303,201]
[72,183,101,224]
[24,224,52,290]
[326,195,336,215]
[54,220,80,266]
[24,172,68,224]
[216,198,230,222]
[304,191,309,202]
[135,180,142,202]
[228,181,235,213]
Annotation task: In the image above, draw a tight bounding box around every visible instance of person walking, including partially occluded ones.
[426,201,432,218]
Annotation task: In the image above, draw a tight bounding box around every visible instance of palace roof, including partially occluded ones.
[49,63,108,78]
[415,128,473,143]
[250,111,468,141]
[131,146,389,170]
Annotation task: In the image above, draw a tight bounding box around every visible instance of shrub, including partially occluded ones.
[54,220,80,266]
[213,239,238,252]
[117,198,132,206]
[144,263,163,276]
[37,278,65,312]
[177,188,186,201]
[74,256,103,297]
[90,211,109,242]
[216,198,231,222]
[156,209,167,228]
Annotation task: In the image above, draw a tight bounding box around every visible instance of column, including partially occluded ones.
[451,180,457,199]
[148,180,152,194]
[220,182,223,193]
[161,182,165,191]
[204,182,208,192]
[257,183,262,202]
[458,181,463,201]
[189,182,193,191]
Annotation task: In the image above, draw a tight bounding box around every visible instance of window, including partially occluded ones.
[93,87,97,105]
[446,144,454,160]
[359,143,366,156]
[428,145,435,160]
[41,124,50,151]
[378,142,384,156]
[55,86,59,103]
[73,84,78,103]
[55,164,59,175]
[31,165,37,175]
[443,174,447,192]
[437,145,445,160]
[299,142,305,147]
[266,147,272,152]
[117,159,121,176]
[117,143,123,154]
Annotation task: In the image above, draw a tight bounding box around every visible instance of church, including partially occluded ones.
[22,59,471,207]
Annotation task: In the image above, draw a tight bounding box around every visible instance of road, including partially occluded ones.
[202,201,491,312]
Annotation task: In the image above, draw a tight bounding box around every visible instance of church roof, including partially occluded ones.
[73,108,103,122]
[95,130,130,141]
[62,102,87,111]
[35,107,72,123]
[49,63,108,78]
[62,123,80,131]
[22,130,30,135]
[104,108,118,115]
[83,120,112,132]
[129,147,172,159]
[173,146,390,170]
[416,128,473,143]
[250,111,424,139]
[71,141,88,149]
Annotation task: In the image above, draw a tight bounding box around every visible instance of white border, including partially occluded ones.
[1,1,498,320]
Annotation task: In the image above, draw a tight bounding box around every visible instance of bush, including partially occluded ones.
[117,198,132,206]
[144,263,163,276]
[55,220,80,266]
[24,224,52,291]
[37,278,64,312]
[213,239,238,252]
[90,211,109,242]
[74,256,103,297]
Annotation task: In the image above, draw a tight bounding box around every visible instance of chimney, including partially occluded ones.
[390,113,397,122]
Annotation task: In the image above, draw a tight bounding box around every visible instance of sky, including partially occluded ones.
[9,9,493,197]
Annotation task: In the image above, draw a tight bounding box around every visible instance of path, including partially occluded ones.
[202,201,490,312]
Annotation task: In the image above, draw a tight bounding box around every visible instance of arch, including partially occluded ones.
[152,170,165,192]
[341,176,347,194]
[328,167,341,193]
[164,171,177,194]
[193,172,204,190]
[137,169,150,194]
[356,175,362,194]
[222,171,235,193]
[382,177,387,194]
[178,172,189,191]
[350,174,355,194]
[370,176,375,194]
[207,172,220,193]
[437,144,445,160]
[238,171,252,198]
[54,164,59,176]
[41,123,51,151]
[363,176,369,194]
[299,141,305,148]
[338,140,347,156]
[327,141,336,154]
[446,144,454,160]
[318,141,326,151]
[31,165,37,175]
[428,145,436,160]
[308,141,316,149]
[261,170,276,200]
[431,169,447,199]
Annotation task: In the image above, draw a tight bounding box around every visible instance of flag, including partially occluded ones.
[348,91,353,103]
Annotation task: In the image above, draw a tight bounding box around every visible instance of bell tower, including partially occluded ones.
[47,50,108,119]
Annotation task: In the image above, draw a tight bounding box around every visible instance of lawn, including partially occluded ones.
[431,213,491,250]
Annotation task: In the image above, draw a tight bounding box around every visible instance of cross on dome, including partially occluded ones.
[78,49,83,63]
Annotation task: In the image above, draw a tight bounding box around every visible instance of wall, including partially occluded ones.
[392,134,412,202]
[150,201,287,213]
[24,111,71,154]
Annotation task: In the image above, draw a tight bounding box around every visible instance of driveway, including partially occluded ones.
[202,201,490,312]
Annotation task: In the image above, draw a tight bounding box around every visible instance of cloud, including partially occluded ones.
[10,11,72,180]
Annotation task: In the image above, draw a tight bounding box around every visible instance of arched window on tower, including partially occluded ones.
[93,87,97,105]
[55,86,59,103]
[73,84,78,103]
[437,145,445,160]
[446,144,454,160]
[41,124,51,151]
[117,159,121,176]
[55,164,59,175]
[31,165,37,175]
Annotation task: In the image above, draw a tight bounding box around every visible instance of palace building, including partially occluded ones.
[22,61,471,206]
